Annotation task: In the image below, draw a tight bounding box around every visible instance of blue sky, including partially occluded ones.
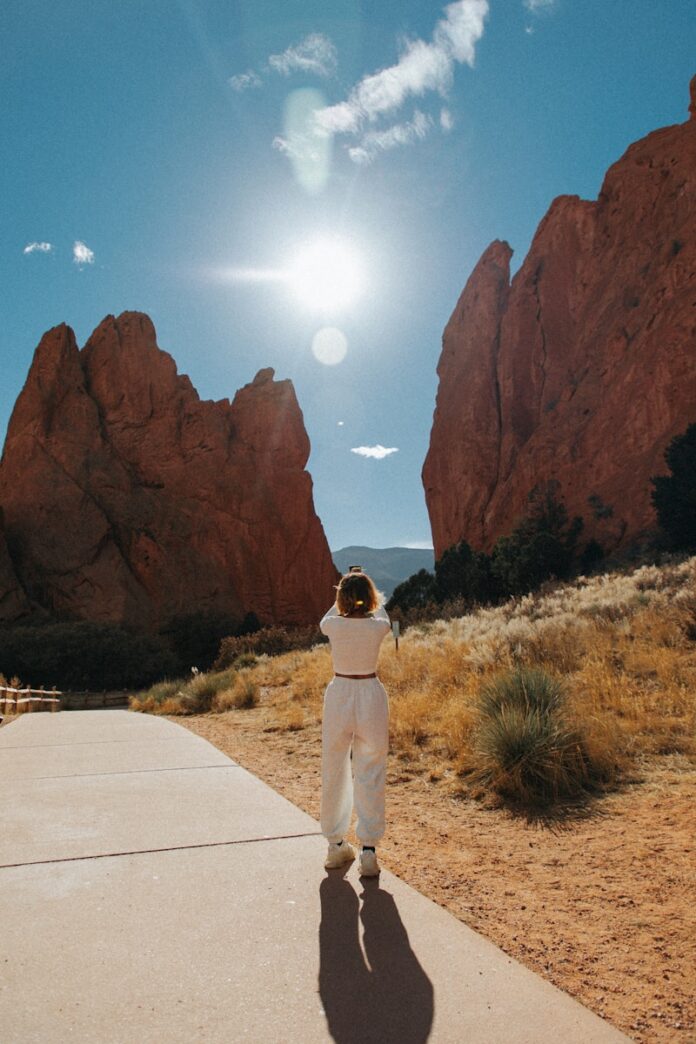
[3,1,695,551]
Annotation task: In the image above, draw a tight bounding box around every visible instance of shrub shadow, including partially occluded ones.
[319,871,434,1043]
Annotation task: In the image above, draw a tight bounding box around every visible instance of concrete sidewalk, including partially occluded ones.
[0,711,630,1043]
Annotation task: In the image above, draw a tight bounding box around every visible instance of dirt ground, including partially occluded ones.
[176,705,696,1044]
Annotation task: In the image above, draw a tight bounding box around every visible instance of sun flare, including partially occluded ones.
[287,237,364,312]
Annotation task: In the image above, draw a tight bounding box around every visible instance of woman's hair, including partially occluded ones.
[335,571,381,616]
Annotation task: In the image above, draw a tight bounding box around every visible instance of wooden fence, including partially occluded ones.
[0,686,63,715]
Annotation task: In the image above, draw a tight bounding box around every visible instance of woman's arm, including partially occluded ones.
[372,602,391,634]
[319,602,340,635]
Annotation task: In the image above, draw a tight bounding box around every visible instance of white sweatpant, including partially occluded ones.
[320,676,390,847]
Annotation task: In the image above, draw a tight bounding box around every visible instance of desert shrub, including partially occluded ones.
[234,652,258,669]
[213,626,324,668]
[651,423,696,551]
[214,671,260,711]
[142,680,182,705]
[0,621,177,690]
[130,667,239,715]
[468,667,609,806]
[129,679,186,714]
[177,672,227,714]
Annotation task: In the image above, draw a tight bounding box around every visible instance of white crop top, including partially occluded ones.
[319,603,391,675]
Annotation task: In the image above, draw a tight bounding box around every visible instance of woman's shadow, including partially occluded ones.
[319,871,434,1044]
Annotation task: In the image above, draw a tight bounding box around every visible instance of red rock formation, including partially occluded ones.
[424,75,696,560]
[0,312,338,629]
[0,509,29,624]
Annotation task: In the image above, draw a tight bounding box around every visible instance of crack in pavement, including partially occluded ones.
[0,831,323,870]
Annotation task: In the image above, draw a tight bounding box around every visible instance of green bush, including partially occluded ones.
[434,541,497,604]
[389,486,586,625]
[471,668,599,806]
[491,484,583,596]
[386,569,437,615]
[159,609,259,674]
[651,423,696,551]
[0,621,178,691]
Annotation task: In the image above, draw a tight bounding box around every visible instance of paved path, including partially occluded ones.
[0,711,631,1043]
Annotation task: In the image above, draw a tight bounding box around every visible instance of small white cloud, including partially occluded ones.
[440,107,454,131]
[269,33,337,78]
[73,241,94,265]
[347,146,371,166]
[229,70,263,91]
[23,241,52,254]
[348,110,433,165]
[523,0,555,11]
[351,445,399,460]
[337,421,345,426]
[403,540,435,550]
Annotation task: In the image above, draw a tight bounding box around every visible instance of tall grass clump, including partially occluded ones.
[214,671,260,711]
[130,668,239,715]
[177,673,221,715]
[130,679,182,713]
[468,667,614,806]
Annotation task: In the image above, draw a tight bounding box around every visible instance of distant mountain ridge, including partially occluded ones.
[332,546,435,598]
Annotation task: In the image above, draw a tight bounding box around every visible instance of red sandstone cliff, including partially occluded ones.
[0,312,338,628]
[424,75,696,560]
[0,509,29,624]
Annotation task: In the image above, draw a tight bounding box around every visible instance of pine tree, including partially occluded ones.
[651,423,696,551]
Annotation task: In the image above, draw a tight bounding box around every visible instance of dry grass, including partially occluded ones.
[213,670,260,711]
[132,556,696,803]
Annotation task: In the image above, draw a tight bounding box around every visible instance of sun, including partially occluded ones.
[287,237,364,312]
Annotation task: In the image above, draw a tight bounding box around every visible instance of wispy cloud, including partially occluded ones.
[351,445,399,460]
[229,70,262,92]
[440,107,454,131]
[348,111,433,165]
[23,241,52,254]
[524,0,556,10]
[313,0,488,162]
[268,33,337,78]
[229,33,337,93]
[73,241,94,265]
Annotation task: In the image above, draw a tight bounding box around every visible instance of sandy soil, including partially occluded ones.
[175,704,696,1044]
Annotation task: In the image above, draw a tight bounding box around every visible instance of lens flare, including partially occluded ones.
[312,327,348,365]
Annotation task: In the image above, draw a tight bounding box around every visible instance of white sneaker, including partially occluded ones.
[359,848,380,877]
[324,841,356,869]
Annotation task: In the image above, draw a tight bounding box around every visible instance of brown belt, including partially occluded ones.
[334,672,377,679]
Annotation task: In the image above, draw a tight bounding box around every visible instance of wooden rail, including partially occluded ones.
[0,686,63,714]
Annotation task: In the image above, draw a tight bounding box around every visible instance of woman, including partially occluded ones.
[319,569,391,877]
